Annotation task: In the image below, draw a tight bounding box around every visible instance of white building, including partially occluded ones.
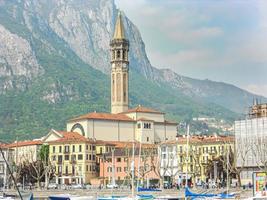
[0,145,13,189]
[66,12,177,144]
[235,117,267,184]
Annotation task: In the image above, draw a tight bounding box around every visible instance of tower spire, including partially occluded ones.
[110,10,129,114]
[113,11,125,39]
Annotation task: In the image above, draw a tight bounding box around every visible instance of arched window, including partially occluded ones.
[71,123,86,136]
[117,50,120,59]
[122,50,125,60]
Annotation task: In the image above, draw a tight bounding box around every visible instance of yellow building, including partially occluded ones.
[160,135,234,185]
[47,131,97,185]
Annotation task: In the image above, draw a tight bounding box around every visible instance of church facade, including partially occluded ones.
[66,12,177,144]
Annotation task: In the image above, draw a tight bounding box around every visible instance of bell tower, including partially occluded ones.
[110,11,129,114]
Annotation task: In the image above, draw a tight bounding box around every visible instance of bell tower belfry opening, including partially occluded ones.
[110,11,129,114]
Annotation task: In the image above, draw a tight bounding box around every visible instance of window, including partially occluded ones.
[92,145,96,151]
[117,50,120,59]
[107,167,112,172]
[86,154,89,160]
[86,145,88,150]
[122,50,125,60]
[0,164,4,173]
[78,154,83,160]
[89,154,92,160]
[72,166,75,175]
[71,155,76,161]
[137,123,141,129]
[52,155,56,161]
[72,145,75,152]
[180,146,183,153]
[190,156,193,162]
[58,155,63,163]
[124,157,128,162]
[58,166,62,173]
[180,156,183,163]
[64,155,69,161]
[147,137,149,142]
[190,165,193,172]
[117,167,121,172]
[53,146,55,153]
[124,167,128,172]
[117,158,121,162]
[79,145,82,152]
[92,155,96,161]
[59,146,62,153]
[92,165,96,172]
[143,123,151,129]
[90,165,92,172]
[100,147,103,154]
[64,146,69,153]
[90,145,92,150]
[65,166,68,175]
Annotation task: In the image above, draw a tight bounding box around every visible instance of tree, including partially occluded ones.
[252,136,267,175]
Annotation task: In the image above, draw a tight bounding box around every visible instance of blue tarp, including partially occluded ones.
[137,187,162,192]
[185,187,235,199]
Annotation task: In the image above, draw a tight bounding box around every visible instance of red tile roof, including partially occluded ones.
[69,112,135,122]
[6,140,43,148]
[106,141,156,148]
[121,106,164,114]
[49,131,92,143]
[137,118,154,122]
[162,136,234,145]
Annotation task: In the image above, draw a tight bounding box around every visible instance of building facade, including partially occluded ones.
[0,145,13,189]
[159,135,234,185]
[235,115,267,184]
[65,12,177,144]
[48,131,97,185]
[5,140,43,164]
[99,142,159,187]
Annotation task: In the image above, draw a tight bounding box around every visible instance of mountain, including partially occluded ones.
[0,0,264,141]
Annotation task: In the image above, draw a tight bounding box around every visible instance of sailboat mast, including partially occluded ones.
[131,142,135,199]
[226,143,229,195]
[137,141,142,191]
[185,124,190,188]
[0,146,23,200]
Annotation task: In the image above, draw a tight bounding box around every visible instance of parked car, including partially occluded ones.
[48,183,58,189]
[106,183,118,189]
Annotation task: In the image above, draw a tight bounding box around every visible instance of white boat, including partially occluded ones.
[49,194,94,200]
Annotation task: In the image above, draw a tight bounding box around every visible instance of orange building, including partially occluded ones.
[99,142,159,187]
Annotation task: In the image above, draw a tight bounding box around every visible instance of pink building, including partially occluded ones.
[99,142,159,186]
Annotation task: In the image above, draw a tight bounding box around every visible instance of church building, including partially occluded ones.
[66,12,177,144]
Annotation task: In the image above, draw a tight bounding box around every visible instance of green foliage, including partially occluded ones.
[39,144,49,163]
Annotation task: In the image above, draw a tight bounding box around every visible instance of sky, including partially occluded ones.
[115,0,267,97]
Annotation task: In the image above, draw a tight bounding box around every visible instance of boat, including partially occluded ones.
[97,194,155,200]
[185,187,235,199]
[49,194,94,200]
[137,187,161,192]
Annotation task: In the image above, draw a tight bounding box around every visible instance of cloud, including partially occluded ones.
[116,0,267,93]
[246,84,267,98]
[149,49,215,69]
